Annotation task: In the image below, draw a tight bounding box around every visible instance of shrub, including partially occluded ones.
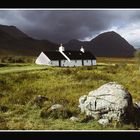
[0,105,9,112]
[0,56,35,63]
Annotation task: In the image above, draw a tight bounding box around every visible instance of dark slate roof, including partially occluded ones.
[43,51,67,60]
[63,51,96,60]
[43,51,96,60]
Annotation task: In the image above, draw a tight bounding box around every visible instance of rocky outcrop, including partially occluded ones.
[79,82,134,125]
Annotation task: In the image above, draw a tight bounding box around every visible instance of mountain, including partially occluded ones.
[64,31,136,57]
[0,24,29,39]
[0,24,136,57]
[0,24,58,56]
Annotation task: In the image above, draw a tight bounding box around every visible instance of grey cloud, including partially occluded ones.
[0,10,140,46]
[19,10,114,43]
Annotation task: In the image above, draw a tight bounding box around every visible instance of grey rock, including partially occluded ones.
[51,104,63,110]
[79,95,87,113]
[70,116,79,122]
[79,82,134,124]
[98,118,109,126]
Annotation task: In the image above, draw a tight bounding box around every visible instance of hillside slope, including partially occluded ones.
[0,24,58,56]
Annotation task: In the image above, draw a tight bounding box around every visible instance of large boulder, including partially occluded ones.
[79,82,134,124]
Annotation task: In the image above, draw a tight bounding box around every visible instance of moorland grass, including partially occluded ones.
[0,58,140,130]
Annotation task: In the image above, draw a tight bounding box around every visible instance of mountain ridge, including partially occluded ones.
[0,24,58,56]
[64,31,136,57]
[0,24,136,57]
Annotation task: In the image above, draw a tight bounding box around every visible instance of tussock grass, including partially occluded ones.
[0,58,140,130]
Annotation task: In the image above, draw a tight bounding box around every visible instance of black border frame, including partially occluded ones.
[0,0,140,139]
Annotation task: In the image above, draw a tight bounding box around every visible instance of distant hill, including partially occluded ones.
[64,31,136,57]
[0,24,58,56]
[0,24,136,57]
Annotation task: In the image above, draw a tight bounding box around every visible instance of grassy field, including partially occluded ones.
[0,57,140,130]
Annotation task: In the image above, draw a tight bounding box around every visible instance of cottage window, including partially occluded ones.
[75,60,77,63]
[86,60,88,62]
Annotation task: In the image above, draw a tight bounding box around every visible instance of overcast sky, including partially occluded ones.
[0,9,140,48]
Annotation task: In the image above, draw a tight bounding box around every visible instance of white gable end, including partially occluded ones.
[35,52,51,65]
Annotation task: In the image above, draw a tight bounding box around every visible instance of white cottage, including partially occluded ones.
[35,44,96,67]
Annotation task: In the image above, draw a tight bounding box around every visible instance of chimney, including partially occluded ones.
[59,44,65,52]
[80,46,85,53]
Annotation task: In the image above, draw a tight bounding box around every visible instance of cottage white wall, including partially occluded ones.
[61,59,96,67]
[73,60,82,66]
[51,60,59,66]
[60,60,66,66]
[61,60,82,67]
[60,60,71,67]
[35,52,51,65]
[83,59,96,66]
[92,60,96,65]
[83,60,92,66]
